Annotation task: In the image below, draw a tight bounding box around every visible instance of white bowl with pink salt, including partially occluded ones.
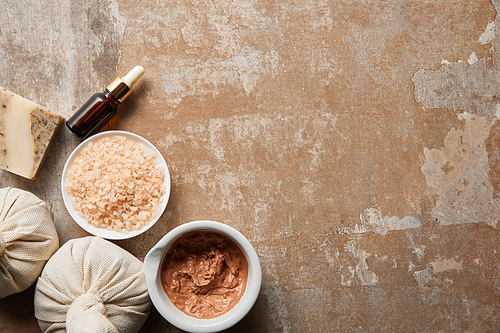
[61,130,170,240]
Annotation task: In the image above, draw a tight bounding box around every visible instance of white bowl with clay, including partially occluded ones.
[144,220,261,333]
[61,130,170,240]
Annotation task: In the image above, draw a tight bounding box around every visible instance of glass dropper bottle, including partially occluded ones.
[66,66,144,140]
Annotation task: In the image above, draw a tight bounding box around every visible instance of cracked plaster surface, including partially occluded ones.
[0,0,499,332]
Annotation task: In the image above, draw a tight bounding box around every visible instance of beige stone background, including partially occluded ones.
[1,0,499,332]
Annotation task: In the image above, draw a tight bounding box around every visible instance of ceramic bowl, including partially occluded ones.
[144,220,261,333]
[61,130,171,240]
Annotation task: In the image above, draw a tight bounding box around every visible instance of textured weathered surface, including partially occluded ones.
[0,0,499,332]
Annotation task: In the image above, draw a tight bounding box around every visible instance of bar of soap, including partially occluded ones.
[0,87,63,179]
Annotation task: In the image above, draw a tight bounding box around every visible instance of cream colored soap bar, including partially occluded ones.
[0,87,63,179]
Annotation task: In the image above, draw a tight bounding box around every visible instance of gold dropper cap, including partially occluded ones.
[106,66,144,103]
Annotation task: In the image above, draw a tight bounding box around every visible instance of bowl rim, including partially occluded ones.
[144,220,262,333]
[61,130,171,240]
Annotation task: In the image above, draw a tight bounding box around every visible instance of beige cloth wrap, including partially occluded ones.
[0,187,59,298]
[34,236,151,333]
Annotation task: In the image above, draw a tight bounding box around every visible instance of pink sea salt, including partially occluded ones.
[66,135,165,232]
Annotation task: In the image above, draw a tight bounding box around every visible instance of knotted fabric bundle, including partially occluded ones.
[0,187,59,298]
[34,236,151,333]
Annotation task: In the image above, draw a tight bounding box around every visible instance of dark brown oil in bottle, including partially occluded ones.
[66,91,120,140]
[66,66,144,140]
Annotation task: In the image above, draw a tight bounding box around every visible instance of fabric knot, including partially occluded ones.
[66,294,117,333]
[68,294,106,316]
